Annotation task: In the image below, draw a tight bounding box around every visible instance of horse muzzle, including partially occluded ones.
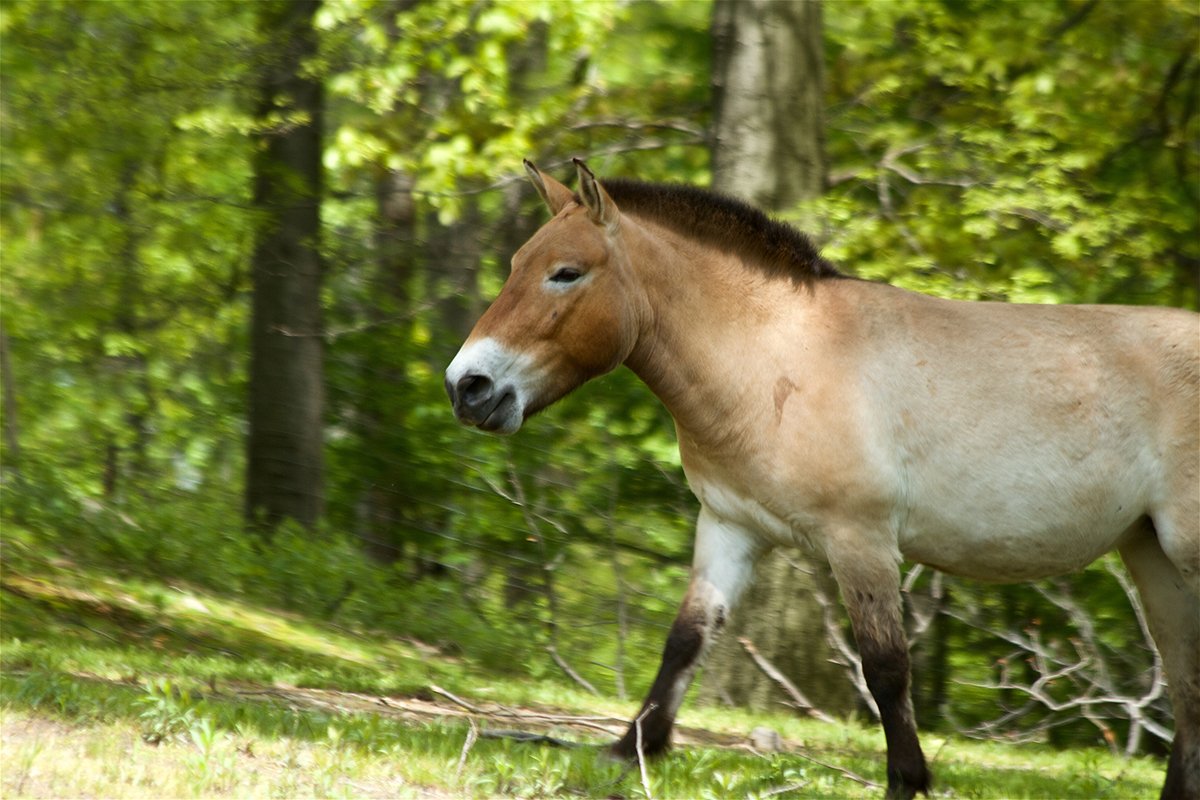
[445,373,520,433]
[444,338,530,435]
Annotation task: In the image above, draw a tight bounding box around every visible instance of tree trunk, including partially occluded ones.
[425,200,485,345]
[711,0,827,209]
[245,0,325,532]
[699,0,854,717]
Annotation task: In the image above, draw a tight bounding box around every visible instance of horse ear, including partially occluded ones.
[573,158,618,228]
[524,160,573,215]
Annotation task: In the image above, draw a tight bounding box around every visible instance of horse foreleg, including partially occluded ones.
[1120,523,1200,800]
[827,536,930,800]
[612,508,761,759]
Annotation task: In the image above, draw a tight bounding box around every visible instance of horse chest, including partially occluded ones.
[680,440,847,552]
[677,412,893,552]
[688,476,803,547]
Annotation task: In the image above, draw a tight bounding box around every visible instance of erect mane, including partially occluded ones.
[595,178,844,283]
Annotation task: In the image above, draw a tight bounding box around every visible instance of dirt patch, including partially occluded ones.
[1,713,80,743]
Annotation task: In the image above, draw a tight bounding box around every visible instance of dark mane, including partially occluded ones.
[596,178,844,283]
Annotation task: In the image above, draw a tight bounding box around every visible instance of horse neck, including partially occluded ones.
[621,217,821,452]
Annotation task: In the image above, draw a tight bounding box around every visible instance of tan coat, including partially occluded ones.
[446,160,1199,799]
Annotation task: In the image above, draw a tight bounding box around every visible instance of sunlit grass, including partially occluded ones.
[0,529,1165,799]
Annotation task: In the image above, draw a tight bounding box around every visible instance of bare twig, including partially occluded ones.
[548,643,600,695]
[761,780,810,797]
[950,565,1172,752]
[568,118,705,139]
[880,145,977,188]
[902,565,944,645]
[271,299,442,340]
[737,636,835,724]
[789,749,883,790]
[490,457,599,695]
[454,717,478,780]
[634,703,655,800]
[1005,206,1068,232]
[1105,560,1170,754]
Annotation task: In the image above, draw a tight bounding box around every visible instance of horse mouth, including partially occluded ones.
[476,391,520,434]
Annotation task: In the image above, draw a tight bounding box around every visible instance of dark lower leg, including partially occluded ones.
[1160,727,1194,800]
[860,638,931,799]
[832,554,931,800]
[613,510,759,761]
[612,604,713,758]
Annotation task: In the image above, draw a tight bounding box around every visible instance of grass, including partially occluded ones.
[0,524,1167,798]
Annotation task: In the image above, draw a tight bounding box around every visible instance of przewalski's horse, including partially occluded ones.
[445,159,1200,800]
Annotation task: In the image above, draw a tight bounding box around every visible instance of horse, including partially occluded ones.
[444,158,1199,799]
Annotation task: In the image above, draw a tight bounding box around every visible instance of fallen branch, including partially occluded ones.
[490,712,620,737]
[737,636,835,724]
[434,685,593,752]
[478,729,584,748]
[429,684,482,714]
[428,684,623,736]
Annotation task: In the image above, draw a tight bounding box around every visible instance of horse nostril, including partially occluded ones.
[456,373,494,406]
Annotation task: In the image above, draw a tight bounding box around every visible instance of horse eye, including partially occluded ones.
[550,267,584,284]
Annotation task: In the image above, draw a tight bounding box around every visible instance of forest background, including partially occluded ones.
[2,0,1198,779]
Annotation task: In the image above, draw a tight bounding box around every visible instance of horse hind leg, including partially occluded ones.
[1120,523,1200,800]
[1152,471,1200,598]
[1154,348,1200,598]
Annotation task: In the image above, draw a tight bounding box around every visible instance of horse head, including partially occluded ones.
[445,160,644,433]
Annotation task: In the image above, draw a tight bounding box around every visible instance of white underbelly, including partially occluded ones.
[689,454,1151,584]
[897,479,1148,581]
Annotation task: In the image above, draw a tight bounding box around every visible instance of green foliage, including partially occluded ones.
[820,0,1199,307]
[2,473,684,696]
[2,0,1195,774]
[136,678,203,744]
[2,0,254,497]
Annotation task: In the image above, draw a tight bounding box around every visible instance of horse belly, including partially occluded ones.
[898,459,1150,582]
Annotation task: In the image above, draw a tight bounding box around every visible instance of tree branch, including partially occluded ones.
[737,636,836,724]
